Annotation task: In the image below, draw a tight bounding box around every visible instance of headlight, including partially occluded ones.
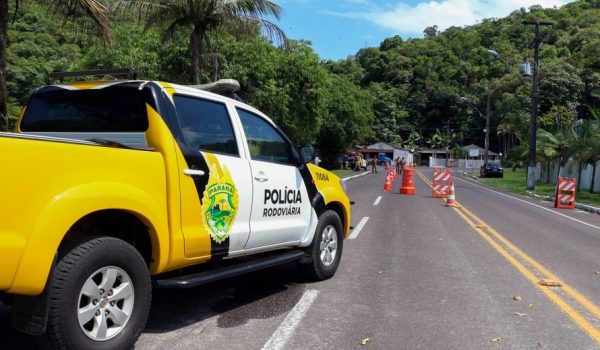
[340,179,348,193]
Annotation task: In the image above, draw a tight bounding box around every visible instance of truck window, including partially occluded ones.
[174,95,238,156]
[20,86,148,132]
[236,108,293,165]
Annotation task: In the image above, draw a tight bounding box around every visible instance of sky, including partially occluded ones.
[271,0,575,60]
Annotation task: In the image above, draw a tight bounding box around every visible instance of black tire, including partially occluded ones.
[44,237,151,350]
[299,210,344,281]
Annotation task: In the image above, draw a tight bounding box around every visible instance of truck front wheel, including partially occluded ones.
[45,237,151,350]
[299,210,344,281]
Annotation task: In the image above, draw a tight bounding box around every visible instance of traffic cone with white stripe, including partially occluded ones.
[383,174,392,191]
[445,180,460,207]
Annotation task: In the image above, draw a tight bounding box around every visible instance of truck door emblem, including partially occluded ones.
[201,162,239,244]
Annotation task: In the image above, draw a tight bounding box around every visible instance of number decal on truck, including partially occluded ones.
[201,160,239,243]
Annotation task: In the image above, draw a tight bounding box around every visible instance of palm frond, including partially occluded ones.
[225,15,287,46]
[108,1,168,23]
[224,0,283,20]
[38,0,111,43]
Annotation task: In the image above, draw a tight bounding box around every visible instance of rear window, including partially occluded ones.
[20,86,148,132]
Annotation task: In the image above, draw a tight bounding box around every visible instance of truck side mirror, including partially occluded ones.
[299,146,315,163]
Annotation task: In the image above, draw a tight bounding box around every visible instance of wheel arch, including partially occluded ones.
[9,182,169,296]
[324,201,350,238]
[57,210,156,267]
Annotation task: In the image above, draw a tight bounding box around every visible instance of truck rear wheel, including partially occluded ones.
[299,210,344,281]
[45,237,151,350]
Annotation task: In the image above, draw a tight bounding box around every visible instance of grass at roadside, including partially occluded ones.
[330,169,361,178]
[469,168,600,207]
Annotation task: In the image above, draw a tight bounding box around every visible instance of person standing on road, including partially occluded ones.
[400,156,406,175]
[371,156,377,174]
[395,156,401,173]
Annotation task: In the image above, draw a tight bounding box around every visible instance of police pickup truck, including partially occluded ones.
[0,69,351,350]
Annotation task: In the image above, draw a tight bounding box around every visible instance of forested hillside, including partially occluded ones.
[4,0,600,168]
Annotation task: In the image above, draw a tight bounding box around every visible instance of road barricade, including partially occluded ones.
[555,177,576,209]
[399,167,416,195]
[432,168,452,198]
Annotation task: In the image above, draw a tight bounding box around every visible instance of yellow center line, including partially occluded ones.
[415,169,600,343]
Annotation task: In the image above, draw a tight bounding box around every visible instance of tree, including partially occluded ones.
[316,74,374,167]
[537,128,573,183]
[579,107,600,193]
[1,0,7,127]
[110,0,286,84]
[1,0,110,130]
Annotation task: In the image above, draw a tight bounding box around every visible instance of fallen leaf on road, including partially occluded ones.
[512,295,522,301]
[492,337,501,342]
[526,304,534,308]
[538,279,562,287]
[514,312,527,317]
[361,338,370,346]
[595,270,600,275]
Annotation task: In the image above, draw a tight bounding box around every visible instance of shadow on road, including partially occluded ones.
[0,263,307,349]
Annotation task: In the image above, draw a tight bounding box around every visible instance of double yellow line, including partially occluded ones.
[416,170,600,343]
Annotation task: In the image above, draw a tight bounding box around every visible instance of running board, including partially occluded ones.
[153,250,305,289]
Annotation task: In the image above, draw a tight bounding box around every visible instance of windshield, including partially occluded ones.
[21,85,148,132]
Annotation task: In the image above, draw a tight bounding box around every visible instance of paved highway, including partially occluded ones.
[1,167,600,349]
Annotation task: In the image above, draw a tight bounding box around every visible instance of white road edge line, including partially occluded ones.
[455,176,600,231]
[349,217,370,240]
[262,289,319,350]
[373,196,382,206]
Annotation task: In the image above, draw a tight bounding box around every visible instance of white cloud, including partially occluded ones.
[326,0,569,36]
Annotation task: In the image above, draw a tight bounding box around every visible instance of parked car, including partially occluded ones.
[342,154,356,169]
[480,161,504,178]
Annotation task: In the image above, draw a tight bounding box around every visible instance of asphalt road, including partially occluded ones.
[1,167,600,349]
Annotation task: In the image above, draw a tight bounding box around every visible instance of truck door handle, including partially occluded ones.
[254,173,269,182]
[184,169,205,177]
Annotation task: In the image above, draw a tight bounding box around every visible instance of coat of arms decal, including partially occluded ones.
[201,160,239,244]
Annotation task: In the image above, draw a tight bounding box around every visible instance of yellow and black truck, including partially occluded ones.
[0,71,351,349]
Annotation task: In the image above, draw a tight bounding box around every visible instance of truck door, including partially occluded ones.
[173,94,252,258]
[235,108,313,249]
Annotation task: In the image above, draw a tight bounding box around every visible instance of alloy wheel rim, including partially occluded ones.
[319,224,338,267]
[77,266,135,341]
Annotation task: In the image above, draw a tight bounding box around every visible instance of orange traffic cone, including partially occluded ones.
[383,175,392,191]
[445,181,460,207]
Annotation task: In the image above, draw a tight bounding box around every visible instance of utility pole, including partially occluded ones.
[445,120,450,167]
[523,20,553,191]
[484,84,491,165]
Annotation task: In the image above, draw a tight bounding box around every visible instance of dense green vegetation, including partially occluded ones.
[3,0,600,177]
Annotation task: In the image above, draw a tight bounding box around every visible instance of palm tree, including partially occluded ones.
[537,128,573,183]
[109,0,287,84]
[0,0,111,130]
[427,130,444,165]
[579,107,600,193]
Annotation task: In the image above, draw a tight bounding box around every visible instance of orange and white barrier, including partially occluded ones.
[432,168,452,198]
[555,177,576,209]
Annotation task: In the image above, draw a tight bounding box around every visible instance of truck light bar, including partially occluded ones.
[48,67,137,83]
